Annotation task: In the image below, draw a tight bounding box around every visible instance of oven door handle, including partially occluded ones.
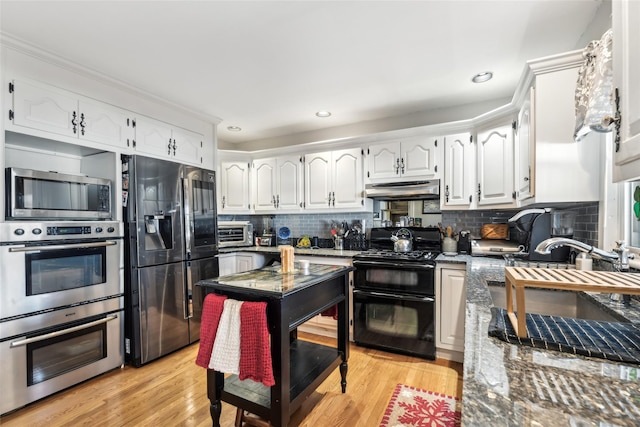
[8,240,118,252]
[10,314,119,348]
[354,290,434,302]
[353,260,435,269]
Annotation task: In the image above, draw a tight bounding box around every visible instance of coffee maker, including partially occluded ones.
[508,208,576,262]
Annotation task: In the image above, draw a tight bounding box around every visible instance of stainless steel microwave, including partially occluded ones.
[218,221,254,248]
[5,168,112,220]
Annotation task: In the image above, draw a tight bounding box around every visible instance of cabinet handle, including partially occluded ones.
[400,158,405,174]
[172,139,177,155]
[168,138,172,155]
[222,196,226,208]
[276,194,280,208]
[614,87,621,153]
[79,113,86,135]
[477,183,481,198]
[445,184,449,203]
[328,192,332,206]
[71,111,78,134]
[332,191,335,207]
[395,158,400,174]
[272,195,276,207]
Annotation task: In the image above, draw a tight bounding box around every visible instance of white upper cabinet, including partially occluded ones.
[367,136,440,183]
[304,148,364,210]
[134,116,203,165]
[514,92,533,201]
[442,132,474,208]
[9,79,133,148]
[515,51,601,206]
[613,0,640,182]
[251,155,303,212]
[219,160,251,214]
[476,121,515,207]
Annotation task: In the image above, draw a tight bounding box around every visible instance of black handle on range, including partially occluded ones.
[354,289,434,302]
[353,260,435,270]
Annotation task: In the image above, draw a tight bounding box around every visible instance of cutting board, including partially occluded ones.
[503,267,640,338]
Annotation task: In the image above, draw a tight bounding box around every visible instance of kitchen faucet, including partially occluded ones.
[535,238,635,302]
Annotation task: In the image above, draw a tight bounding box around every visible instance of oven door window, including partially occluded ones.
[366,303,418,337]
[27,320,107,386]
[26,246,107,295]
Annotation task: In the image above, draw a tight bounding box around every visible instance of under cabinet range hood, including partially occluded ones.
[365,180,440,200]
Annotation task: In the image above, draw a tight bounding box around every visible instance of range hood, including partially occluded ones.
[365,180,440,200]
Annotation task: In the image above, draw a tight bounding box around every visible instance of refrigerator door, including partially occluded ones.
[183,166,218,260]
[186,256,219,343]
[130,156,185,267]
[137,262,189,365]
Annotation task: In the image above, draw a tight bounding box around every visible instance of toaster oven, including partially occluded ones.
[218,221,254,248]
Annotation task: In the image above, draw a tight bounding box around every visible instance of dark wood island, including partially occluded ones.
[196,263,353,427]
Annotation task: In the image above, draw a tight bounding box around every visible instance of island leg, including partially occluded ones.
[207,369,225,426]
[339,360,348,393]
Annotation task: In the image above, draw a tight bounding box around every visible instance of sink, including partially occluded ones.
[487,282,626,322]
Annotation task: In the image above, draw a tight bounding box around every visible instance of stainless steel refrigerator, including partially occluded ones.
[123,155,218,367]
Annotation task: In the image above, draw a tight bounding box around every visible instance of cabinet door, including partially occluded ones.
[219,161,251,213]
[172,127,203,165]
[218,254,236,276]
[277,155,304,211]
[252,158,277,212]
[514,91,533,200]
[79,99,133,149]
[235,254,254,273]
[367,142,401,181]
[613,0,640,182]
[477,123,514,206]
[438,267,466,352]
[11,79,78,138]
[443,132,473,207]
[134,116,174,158]
[332,148,363,209]
[304,151,332,209]
[401,136,440,179]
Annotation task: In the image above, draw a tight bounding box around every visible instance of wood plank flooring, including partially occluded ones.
[0,333,463,426]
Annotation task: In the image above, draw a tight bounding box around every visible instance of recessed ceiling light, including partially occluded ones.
[227,126,242,132]
[472,72,493,83]
[315,111,332,118]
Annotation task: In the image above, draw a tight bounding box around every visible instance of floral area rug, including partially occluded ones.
[379,384,461,427]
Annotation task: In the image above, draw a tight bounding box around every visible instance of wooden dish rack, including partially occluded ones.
[503,267,640,338]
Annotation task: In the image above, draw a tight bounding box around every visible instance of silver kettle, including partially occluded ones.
[390,228,413,252]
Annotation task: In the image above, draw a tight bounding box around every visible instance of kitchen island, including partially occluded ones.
[196,263,353,427]
[437,254,640,426]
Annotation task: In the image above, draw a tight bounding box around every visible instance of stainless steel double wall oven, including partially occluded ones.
[353,227,441,359]
[0,210,123,413]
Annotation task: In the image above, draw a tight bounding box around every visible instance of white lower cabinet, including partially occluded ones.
[436,263,466,362]
[217,252,267,276]
[296,255,354,341]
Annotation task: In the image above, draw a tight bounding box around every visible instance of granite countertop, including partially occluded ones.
[446,254,640,426]
[197,263,354,296]
[219,245,362,258]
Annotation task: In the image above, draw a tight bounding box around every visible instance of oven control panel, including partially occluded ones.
[0,221,123,243]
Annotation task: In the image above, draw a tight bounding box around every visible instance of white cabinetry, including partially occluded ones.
[613,0,640,182]
[252,155,303,212]
[516,51,601,205]
[476,121,515,207]
[367,136,440,182]
[219,161,251,213]
[9,79,133,149]
[304,148,364,210]
[218,253,236,276]
[442,132,474,209]
[514,92,533,201]
[218,252,267,276]
[436,263,466,362]
[134,116,203,165]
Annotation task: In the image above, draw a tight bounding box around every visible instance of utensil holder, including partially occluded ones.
[442,237,457,253]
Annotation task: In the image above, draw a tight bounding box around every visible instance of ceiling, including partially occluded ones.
[0,1,608,149]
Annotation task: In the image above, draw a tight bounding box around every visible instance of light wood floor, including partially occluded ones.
[0,333,463,426]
